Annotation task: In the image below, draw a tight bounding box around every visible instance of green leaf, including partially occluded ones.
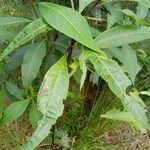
[101,108,147,132]
[69,60,79,78]
[39,2,103,54]
[0,17,31,26]
[107,3,122,29]
[21,117,52,150]
[5,81,23,100]
[54,35,71,53]
[79,0,95,13]
[0,99,30,125]
[0,29,16,44]
[140,91,150,96]
[29,101,42,129]
[79,51,87,90]
[109,45,140,83]
[21,41,46,89]
[5,44,33,71]
[129,91,146,107]
[121,9,138,21]
[95,26,150,48]
[38,56,69,117]
[139,0,150,8]
[0,18,50,62]
[123,95,150,130]
[101,109,135,122]
[73,67,82,84]
[82,49,150,130]
[21,56,69,149]
[83,49,131,99]
[136,0,149,19]
[91,27,101,37]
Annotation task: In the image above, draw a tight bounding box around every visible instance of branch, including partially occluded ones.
[67,39,75,64]
[70,0,75,10]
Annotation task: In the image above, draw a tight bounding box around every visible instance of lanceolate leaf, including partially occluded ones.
[82,49,150,130]
[101,109,135,123]
[0,18,50,62]
[38,56,69,117]
[79,52,87,90]
[101,109,147,132]
[0,29,16,44]
[29,101,42,129]
[108,46,140,83]
[39,2,102,54]
[0,17,31,26]
[21,41,46,89]
[21,117,53,150]
[122,9,138,20]
[83,49,131,99]
[136,0,149,19]
[123,95,150,130]
[79,0,95,13]
[5,81,23,100]
[107,3,122,29]
[139,0,150,8]
[95,26,150,48]
[0,99,30,125]
[121,45,140,83]
[21,56,69,149]
[5,44,34,71]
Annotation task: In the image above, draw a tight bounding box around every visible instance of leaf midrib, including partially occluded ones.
[46,62,66,112]
[0,19,47,61]
[41,3,92,45]
[95,27,150,45]
[23,42,43,88]
[1,99,29,124]
[0,17,31,26]
[94,54,126,97]
[93,54,149,129]
[124,96,149,129]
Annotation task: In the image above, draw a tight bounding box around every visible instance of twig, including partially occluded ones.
[70,0,75,10]
[51,125,56,146]
[67,0,101,64]
[67,39,76,64]
[85,16,106,22]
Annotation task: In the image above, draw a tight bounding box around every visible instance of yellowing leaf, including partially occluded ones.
[21,56,69,149]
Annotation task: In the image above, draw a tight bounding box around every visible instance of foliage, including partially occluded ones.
[0,0,150,149]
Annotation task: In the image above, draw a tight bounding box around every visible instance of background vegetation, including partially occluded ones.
[0,0,150,149]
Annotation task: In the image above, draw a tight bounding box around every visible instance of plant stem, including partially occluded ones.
[67,0,101,64]
[51,125,56,146]
[67,39,75,64]
[70,0,75,10]
[85,16,106,22]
